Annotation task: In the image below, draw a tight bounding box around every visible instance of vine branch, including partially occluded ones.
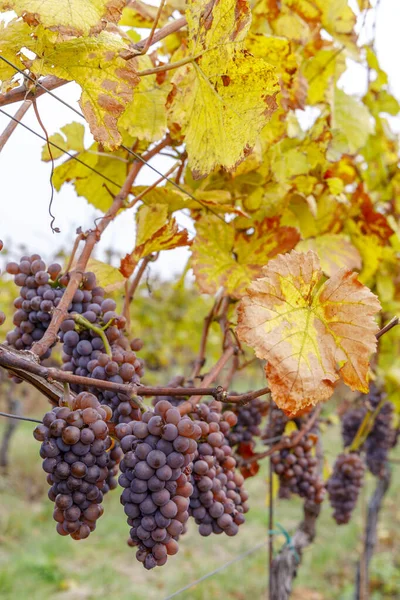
[30,136,171,358]
[0,344,269,408]
[0,99,31,151]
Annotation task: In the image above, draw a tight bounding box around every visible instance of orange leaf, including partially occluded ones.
[236,250,381,416]
[120,204,189,277]
[352,184,394,243]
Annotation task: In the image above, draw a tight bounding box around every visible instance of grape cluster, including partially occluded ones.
[365,402,394,476]
[60,297,145,424]
[264,402,288,441]
[271,432,325,503]
[6,255,63,357]
[341,404,366,448]
[327,452,365,524]
[33,392,112,539]
[341,385,394,477]
[189,402,249,537]
[117,400,201,569]
[226,398,268,449]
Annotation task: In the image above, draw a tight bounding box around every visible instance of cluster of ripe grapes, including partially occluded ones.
[116,400,200,569]
[0,255,253,568]
[341,385,394,477]
[225,398,269,456]
[271,431,325,503]
[326,385,396,524]
[189,402,249,537]
[33,392,113,539]
[327,453,365,524]
[264,401,288,441]
[4,254,145,423]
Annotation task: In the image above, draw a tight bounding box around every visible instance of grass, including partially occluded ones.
[0,405,400,600]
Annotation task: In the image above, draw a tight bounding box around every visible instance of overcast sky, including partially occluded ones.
[0,0,399,278]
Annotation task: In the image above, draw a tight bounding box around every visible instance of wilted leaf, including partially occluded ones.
[237,250,381,416]
[120,204,189,277]
[86,258,125,292]
[191,215,300,298]
[42,122,85,161]
[31,32,140,149]
[297,234,361,276]
[2,0,125,36]
[167,0,279,178]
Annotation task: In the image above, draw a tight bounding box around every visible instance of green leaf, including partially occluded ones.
[330,88,374,155]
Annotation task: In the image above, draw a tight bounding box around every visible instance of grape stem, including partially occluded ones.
[376,315,399,339]
[30,136,171,358]
[122,253,158,326]
[0,343,270,409]
[71,313,112,358]
[347,397,386,453]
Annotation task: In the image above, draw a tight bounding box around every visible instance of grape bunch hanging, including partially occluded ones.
[0,254,252,570]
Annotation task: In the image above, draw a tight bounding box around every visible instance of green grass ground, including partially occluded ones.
[0,412,399,600]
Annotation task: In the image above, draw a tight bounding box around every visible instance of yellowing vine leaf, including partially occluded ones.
[119,55,171,142]
[120,204,190,277]
[52,144,127,211]
[31,32,139,149]
[237,250,381,416]
[86,258,125,292]
[167,0,279,178]
[191,216,300,298]
[1,0,125,36]
[0,19,32,84]
[296,234,361,276]
[330,89,374,156]
[41,122,85,161]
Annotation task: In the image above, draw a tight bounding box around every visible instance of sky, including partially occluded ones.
[0,0,399,278]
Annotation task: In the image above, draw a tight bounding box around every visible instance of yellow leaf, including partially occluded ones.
[53,144,127,211]
[191,215,300,298]
[330,88,374,156]
[315,0,356,37]
[297,234,361,276]
[323,457,332,481]
[237,250,381,416]
[2,0,125,36]
[31,32,140,149]
[284,421,297,435]
[120,204,189,277]
[265,472,280,506]
[86,258,125,292]
[167,0,279,178]
[41,122,85,161]
[119,55,171,142]
[303,50,346,105]
[0,20,33,84]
